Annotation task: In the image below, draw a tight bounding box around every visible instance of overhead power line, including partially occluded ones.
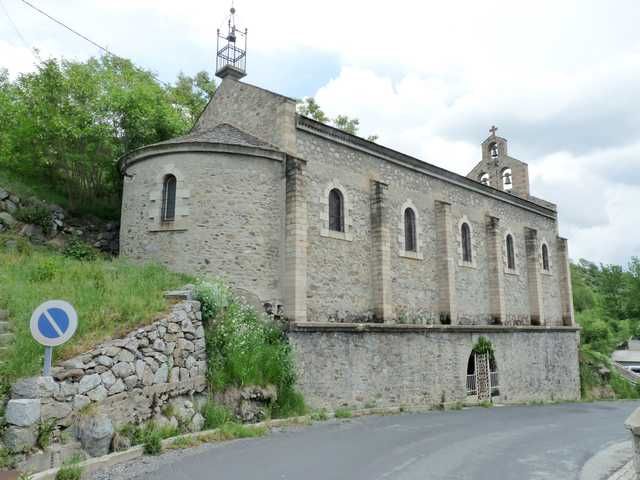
[19,0,121,60]
[0,0,40,61]
[17,0,172,87]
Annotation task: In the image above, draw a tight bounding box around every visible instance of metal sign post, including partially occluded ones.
[30,300,78,376]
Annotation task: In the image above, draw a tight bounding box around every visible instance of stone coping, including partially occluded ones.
[289,322,580,334]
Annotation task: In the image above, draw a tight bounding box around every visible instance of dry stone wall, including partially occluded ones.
[3,300,206,454]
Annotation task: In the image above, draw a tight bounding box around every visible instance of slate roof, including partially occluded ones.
[157,123,277,150]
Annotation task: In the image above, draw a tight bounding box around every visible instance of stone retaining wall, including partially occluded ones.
[3,300,206,454]
[289,323,581,409]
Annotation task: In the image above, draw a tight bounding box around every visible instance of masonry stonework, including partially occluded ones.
[289,325,581,409]
[118,74,580,408]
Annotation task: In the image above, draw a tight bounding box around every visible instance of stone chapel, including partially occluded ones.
[118,10,580,408]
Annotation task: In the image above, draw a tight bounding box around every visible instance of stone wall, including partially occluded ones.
[3,300,206,454]
[289,324,581,409]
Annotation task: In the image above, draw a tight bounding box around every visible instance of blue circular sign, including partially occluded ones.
[30,300,78,347]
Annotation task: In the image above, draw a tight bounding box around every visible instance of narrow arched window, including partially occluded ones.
[461,222,472,262]
[328,188,344,232]
[161,174,177,222]
[404,208,417,252]
[506,234,515,270]
[542,244,550,271]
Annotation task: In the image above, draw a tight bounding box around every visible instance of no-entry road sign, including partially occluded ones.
[30,300,78,347]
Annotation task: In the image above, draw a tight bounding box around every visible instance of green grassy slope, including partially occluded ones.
[0,234,192,388]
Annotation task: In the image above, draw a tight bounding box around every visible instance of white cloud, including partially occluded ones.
[1,0,639,264]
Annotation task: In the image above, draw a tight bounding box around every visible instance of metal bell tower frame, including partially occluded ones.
[216,6,247,79]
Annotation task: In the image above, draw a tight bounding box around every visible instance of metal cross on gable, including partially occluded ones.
[489,125,498,136]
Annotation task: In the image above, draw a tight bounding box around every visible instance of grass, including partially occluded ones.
[168,422,268,450]
[310,409,329,421]
[201,401,233,430]
[54,454,83,480]
[0,234,192,387]
[195,280,307,418]
[334,407,352,419]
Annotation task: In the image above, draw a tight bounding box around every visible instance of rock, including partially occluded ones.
[46,235,67,250]
[144,357,159,372]
[19,224,44,241]
[169,367,180,383]
[124,375,138,389]
[12,376,58,399]
[112,362,134,378]
[54,368,84,382]
[56,382,79,400]
[0,211,16,227]
[77,414,114,457]
[96,355,114,368]
[154,365,169,384]
[111,432,131,452]
[3,425,37,452]
[177,339,195,353]
[78,374,102,394]
[189,412,205,432]
[101,371,117,388]
[108,379,125,395]
[4,200,17,214]
[116,349,135,363]
[73,395,91,410]
[61,359,85,370]
[5,399,41,427]
[87,385,108,402]
[0,187,9,200]
[41,401,72,420]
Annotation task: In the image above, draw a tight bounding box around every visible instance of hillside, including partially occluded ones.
[0,233,192,392]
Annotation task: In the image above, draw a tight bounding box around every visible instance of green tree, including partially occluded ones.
[1,55,215,216]
[296,97,378,141]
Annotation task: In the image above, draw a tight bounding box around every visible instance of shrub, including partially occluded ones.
[334,408,352,419]
[195,279,305,416]
[55,455,83,480]
[63,239,97,261]
[37,418,56,449]
[143,429,162,455]
[15,204,51,233]
[201,401,233,430]
[311,409,328,421]
[472,337,493,355]
[0,447,16,470]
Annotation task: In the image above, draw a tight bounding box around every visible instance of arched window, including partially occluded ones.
[479,172,490,186]
[502,167,513,192]
[542,244,550,271]
[461,222,472,263]
[161,174,177,222]
[506,234,515,270]
[404,208,417,252]
[328,188,344,232]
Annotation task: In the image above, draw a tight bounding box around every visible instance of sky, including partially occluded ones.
[1,0,639,265]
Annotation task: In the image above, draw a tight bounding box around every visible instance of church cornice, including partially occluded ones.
[296,115,557,220]
[118,141,284,174]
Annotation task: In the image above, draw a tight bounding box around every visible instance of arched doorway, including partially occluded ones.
[465,338,499,402]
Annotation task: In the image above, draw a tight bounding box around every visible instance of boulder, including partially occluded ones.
[190,412,205,432]
[3,425,37,452]
[78,374,102,394]
[11,376,58,399]
[0,211,16,227]
[87,385,108,402]
[112,362,134,378]
[77,414,114,457]
[5,399,41,427]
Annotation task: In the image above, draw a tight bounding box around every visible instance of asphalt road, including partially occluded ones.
[117,401,640,480]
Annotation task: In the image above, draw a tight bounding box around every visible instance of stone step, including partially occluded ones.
[0,320,9,333]
[0,332,13,346]
[0,309,8,320]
